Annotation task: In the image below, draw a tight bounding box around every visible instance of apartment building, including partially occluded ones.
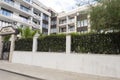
[0,0,91,35]
[0,0,52,35]
[57,5,91,34]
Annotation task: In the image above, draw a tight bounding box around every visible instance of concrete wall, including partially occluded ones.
[12,51,120,78]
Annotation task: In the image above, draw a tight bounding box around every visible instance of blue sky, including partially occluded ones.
[38,0,77,12]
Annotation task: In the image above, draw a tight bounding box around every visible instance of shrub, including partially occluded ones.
[15,38,33,51]
[37,34,66,52]
[71,32,120,54]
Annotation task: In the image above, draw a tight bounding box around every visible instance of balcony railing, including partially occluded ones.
[0,10,13,17]
[68,19,75,23]
[68,28,75,32]
[1,0,32,15]
[33,14,41,19]
[32,22,40,29]
[2,0,14,6]
[23,0,32,4]
[51,28,57,33]
[59,21,66,25]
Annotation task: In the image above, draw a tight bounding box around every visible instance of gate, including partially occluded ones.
[1,41,11,60]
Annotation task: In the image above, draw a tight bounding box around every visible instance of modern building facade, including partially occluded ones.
[0,0,52,35]
[57,6,90,34]
[0,0,91,35]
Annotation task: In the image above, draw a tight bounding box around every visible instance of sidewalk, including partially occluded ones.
[0,61,119,80]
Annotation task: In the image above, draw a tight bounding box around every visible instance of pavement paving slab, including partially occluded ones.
[0,60,120,80]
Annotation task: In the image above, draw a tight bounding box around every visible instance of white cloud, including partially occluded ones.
[38,0,94,12]
[38,0,76,12]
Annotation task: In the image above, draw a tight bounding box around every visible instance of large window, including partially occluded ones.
[24,0,31,3]
[43,14,48,21]
[20,5,30,12]
[0,8,13,17]
[20,15,28,22]
[4,0,14,5]
[77,19,88,27]
[43,23,48,29]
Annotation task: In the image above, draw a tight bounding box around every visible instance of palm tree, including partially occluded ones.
[18,27,39,39]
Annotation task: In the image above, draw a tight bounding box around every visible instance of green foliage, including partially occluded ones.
[90,0,120,32]
[18,27,37,39]
[15,38,33,51]
[37,34,66,52]
[3,35,11,41]
[15,32,120,54]
[71,32,120,54]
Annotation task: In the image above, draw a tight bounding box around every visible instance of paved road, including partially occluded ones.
[0,70,41,80]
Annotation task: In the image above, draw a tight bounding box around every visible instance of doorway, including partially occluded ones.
[1,41,11,60]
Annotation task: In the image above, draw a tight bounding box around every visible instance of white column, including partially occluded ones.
[57,17,59,33]
[66,34,71,54]
[40,13,43,33]
[9,34,15,62]
[74,16,77,32]
[32,33,39,52]
[0,36,3,59]
[31,7,34,14]
[66,16,69,33]
[48,16,51,35]
[87,14,91,32]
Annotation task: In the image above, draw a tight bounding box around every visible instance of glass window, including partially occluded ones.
[25,0,31,3]
[20,5,30,12]
[84,19,88,26]
[1,8,13,17]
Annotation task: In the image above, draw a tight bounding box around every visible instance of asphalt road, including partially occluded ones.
[0,70,42,80]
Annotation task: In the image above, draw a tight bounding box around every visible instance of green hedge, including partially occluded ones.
[15,38,33,51]
[71,32,120,54]
[37,34,66,52]
[15,32,120,54]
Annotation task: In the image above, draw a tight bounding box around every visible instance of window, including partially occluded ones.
[20,15,28,22]
[43,14,48,21]
[20,5,30,12]
[1,8,13,17]
[77,19,88,27]
[4,0,14,5]
[51,21,56,25]
[43,23,48,29]
[24,0,31,3]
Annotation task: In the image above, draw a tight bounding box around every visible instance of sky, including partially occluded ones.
[38,0,77,12]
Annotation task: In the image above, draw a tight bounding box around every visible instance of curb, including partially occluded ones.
[0,69,45,80]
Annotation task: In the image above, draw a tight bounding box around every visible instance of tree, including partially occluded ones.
[18,27,38,39]
[90,0,120,32]
[75,0,95,6]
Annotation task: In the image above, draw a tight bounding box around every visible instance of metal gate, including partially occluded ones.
[1,41,11,60]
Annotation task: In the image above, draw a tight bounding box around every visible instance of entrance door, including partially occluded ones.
[1,41,11,60]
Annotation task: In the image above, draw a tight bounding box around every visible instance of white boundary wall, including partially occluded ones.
[12,51,120,78]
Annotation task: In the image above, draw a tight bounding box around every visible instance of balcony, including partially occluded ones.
[33,14,41,20]
[51,28,57,33]
[0,0,33,16]
[23,0,32,3]
[32,22,40,29]
[0,10,13,18]
[68,19,75,24]
[68,27,75,32]
[2,0,14,6]
[59,21,67,26]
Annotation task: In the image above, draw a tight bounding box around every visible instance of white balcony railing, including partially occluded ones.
[32,22,40,29]
[23,0,32,4]
[1,0,32,15]
[33,14,41,19]
[2,0,14,6]
[51,28,57,33]
[0,10,13,18]
[68,19,75,23]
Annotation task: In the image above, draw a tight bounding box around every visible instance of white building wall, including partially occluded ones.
[12,51,120,79]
